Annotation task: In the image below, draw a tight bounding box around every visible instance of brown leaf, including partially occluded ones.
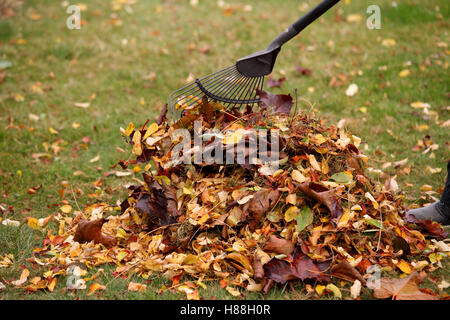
[263,235,294,255]
[259,90,293,114]
[295,66,312,76]
[244,188,280,231]
[266,76,286,88]
[136,174,180,226]
[373,272,440,300]
[253,254,264,280]
[404,215,448,239]
[298,182,343,225]
[263,247,330,285]
[330,260,366,286]
[74,218,116,247]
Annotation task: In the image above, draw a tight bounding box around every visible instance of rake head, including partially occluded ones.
[169,61,270,122]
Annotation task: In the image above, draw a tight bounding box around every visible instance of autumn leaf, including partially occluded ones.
[263,248,330,284]
[295,206,314,232]
[73,218,117,247]
[330,260,366,285]
[263,235,294,255]
[373,272,440,300]
[259,90,293,114]
[266,76,286,88]
[88,283,106,295]
[298,182,343,225]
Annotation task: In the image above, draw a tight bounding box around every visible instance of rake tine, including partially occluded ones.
[177,70,241,109]
[169,71,239,117]
[240,76,259,109]
[206,73,244,102]
[230,76,254,108]
[221,75,250,109]
[170,67,236,102]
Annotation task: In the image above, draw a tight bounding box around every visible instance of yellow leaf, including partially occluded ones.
[60,204,72,214]
[132,130,142,156]
[12,268,29,286]
[315,284,326,296]
[397,260,414,274]
[337,209,351,229]
[321,157,329,174]
[27,217,41,230]
[143,123,159,140]
[308,154,321,172]
[116,228,127,239]
[222,129,245,145]
[365,192,379,209]
[128,282,147,292]
[225,286,241,297]
[382,38,396,47]
[292,170,306,183]
[285,206,300,222]
[117,251,128,262]
[47,278,57,292]
[49,127,59,134]
[410,102,430,109]
[124,122,135,136]
[326,283,342,298]
[398,69,411,77]
[88,283,106,295]
[89,154,100,163]
[346,14,362,22]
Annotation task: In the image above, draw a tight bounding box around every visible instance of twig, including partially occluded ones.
[70,186,82,212]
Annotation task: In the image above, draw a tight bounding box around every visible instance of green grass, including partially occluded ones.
[0,0,448,300]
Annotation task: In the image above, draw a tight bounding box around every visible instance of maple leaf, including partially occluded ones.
[373,272,440,300]
[73,218,117,247]
[259,90,293,114]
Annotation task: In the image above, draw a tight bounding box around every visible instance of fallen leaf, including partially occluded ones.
[73,218,117,247]
[263,235,294,255]
[373,272,440,300]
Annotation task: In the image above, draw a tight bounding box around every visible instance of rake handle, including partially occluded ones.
[268,0,340,50]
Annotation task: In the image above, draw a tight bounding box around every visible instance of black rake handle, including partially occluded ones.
[268,0,340,49]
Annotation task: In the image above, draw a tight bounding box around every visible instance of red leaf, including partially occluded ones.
[404,215,448,239]
[295,66,312,76]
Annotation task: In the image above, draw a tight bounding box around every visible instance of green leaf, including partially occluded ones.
[330,172,353,184]
[296,206,314,232]
[366,218,383,229]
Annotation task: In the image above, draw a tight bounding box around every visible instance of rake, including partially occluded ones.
[169,0,341,122]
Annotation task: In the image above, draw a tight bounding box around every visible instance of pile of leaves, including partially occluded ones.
[25,91,449,299]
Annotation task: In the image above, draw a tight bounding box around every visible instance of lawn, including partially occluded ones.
[0,0,448,300]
